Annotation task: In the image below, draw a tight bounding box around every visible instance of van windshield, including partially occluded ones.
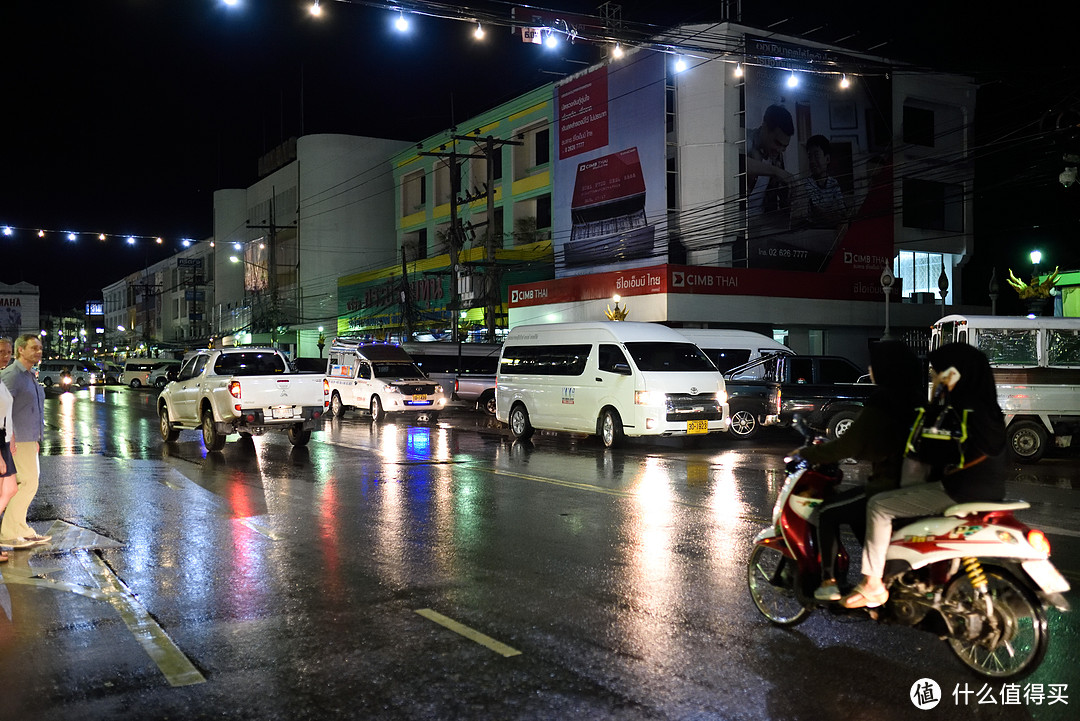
[373,362,425,378]
[624,342,716,372]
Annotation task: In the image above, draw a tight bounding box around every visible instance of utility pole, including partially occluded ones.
[400,247,417,339]
[424,133,521,343]
[246,188,296,340]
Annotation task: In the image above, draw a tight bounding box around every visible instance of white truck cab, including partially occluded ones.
[325,339,447,422]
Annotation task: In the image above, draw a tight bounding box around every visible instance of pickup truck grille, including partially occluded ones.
[665,393,723,422]
[396,383,438,395]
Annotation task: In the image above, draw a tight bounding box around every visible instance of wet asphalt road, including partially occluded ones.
[1,385,1079,720]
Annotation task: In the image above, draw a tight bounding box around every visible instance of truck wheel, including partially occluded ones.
[155,376,168,388]
[202,409,226,451]
[1007,421,1048,463]
[480,391,497,416]
[330,392,346,418]
[288,424,311,446]
[509,403,534,441]
[370,396,385,423]
[159,405,180,442]
[599,408,625,448]
[729,407,759,440]
[828,411,859,439]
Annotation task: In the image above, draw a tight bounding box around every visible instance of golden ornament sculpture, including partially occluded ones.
[1006,266,1060,299]
[605,298,629,321]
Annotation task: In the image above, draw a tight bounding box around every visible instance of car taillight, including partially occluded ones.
[229,380,241,399]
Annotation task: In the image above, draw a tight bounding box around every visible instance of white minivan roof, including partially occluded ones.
[674,328,792,353]
[505,321,698,344]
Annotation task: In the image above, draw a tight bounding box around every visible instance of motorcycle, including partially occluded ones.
[746,422,1071,679]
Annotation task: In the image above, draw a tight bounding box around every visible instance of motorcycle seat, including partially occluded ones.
[943,501,1030,517]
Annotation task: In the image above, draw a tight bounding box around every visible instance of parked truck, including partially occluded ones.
[723,353,874,439]
[402,341,500,415]
[932,314,1080,462]
[325,339,448,422]
[158,347,329,450]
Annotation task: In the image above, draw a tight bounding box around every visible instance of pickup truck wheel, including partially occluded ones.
[330,392,346,418]
[202,409,226,451]
[288,424,312,447]
[828,411,859,439]
[729,407,759,439]
[480,391,497,416]
[509,404,534,441]
[599,408,625,448]
[370,396,385,423]
[159,405,180,442]
[155,377,168,388]
[1007,421,1048,463]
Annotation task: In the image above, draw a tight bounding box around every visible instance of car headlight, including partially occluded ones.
[635,390,661,406]
[383,384,400,393]
[434,385,443,394]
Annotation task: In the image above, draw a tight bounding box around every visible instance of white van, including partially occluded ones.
[325,339,448,422]
[496,321,730,447]
[673,329,792,378]
[122,358,175,388]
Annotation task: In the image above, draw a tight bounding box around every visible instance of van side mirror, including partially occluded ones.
[612,362,632,375]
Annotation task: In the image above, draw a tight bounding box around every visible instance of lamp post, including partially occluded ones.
[879,265,895,340]
[937,260,949,317]
[988,267,999,316]
[1030,249,1042,281]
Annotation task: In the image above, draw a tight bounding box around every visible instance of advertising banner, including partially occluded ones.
[553,52,667,274]
[741,44,893,278]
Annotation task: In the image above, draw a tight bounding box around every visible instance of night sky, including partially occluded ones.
[2,1,1077,315]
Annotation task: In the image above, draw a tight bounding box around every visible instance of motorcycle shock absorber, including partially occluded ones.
[962,557,994,618]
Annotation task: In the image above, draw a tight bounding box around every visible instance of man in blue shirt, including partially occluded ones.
[0,334,49,548]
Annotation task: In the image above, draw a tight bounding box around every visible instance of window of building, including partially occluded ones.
[902,178,963,231]
[534,128,550,166]
[895,250,954,300]
[535,194,551,231]
[402,170,426,215]
[403,228,428,261]
[514,122,550,180]
[434,163,452,206]
[903,106,935,147]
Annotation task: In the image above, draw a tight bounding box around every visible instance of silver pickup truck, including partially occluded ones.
[158,348,329,451]
[453,374,497,415]
[402,342,500,415]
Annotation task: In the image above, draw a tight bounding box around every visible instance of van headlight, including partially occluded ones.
[635,390,662,406]
[716,389,728,406]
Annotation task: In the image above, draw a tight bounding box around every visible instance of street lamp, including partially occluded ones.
[1030,249,1042,280]
[879,265,895,340]
[937,260,949,317]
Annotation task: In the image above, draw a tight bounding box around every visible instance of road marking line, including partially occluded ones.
[79,551,206,687]
[415,608,522,657]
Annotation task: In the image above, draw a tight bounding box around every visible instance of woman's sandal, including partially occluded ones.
[841,583,889,608]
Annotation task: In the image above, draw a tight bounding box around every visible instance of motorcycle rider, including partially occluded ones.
[842,342,1007,608]
[793,339,924,600]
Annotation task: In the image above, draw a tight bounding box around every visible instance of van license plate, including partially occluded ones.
[412,394,428,402]
[687,419,708,434]
[272,407,294,419]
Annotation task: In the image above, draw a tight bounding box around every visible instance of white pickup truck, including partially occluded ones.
[157,347,329,451]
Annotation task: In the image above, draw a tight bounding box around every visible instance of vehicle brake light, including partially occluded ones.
[1027,529,1051,555]
[229,380,241,399]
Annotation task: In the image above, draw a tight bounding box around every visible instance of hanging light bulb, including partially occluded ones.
[98,233,106,241]
[839,73,850,89]
[127,236,136,245]
[156,237,164,244]
[37,230,45,238]
[544,29,559,48]
[67,232,76,241]
[309,1,321,17]
[674,56,688,73]
[474,23,485,40]
[612,43,624,59]
[787,70,798,87]
[395,11,409,32]
[2,226,12,236]
[734,62,744,77]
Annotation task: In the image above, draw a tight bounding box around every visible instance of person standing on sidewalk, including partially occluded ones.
[0,378,17,561]
[0,334,50,549]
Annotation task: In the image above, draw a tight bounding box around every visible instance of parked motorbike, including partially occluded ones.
[746,421,1071,679]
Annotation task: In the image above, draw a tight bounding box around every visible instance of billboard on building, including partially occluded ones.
[741,40,894,278]
[553,53,667,274]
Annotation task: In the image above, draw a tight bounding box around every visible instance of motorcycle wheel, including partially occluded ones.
[944,567,1049,679]
[747,544,812,626]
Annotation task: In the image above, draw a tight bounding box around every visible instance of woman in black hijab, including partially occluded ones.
[795,339,925,601]
[841,342,1007,608]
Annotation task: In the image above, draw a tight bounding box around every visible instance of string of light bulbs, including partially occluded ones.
[0,225,199,249]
